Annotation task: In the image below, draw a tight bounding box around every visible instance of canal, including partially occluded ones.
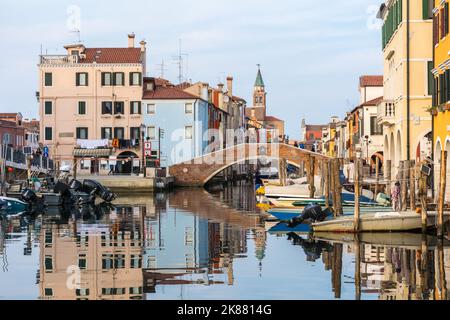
[0,181,449,300]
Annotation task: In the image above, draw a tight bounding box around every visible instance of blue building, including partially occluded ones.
[142,78,213,167]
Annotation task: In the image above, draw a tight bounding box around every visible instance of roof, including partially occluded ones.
[305,124,327,131]
[255,68,265,87]
[143,85,199,100]
[80,48,143,64]
[265,116,284,122]
[359,75,383,88]
[232,95,246,103]
[361,96,383,107]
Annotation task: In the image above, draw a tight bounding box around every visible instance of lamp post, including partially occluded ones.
[363,135,372,165]
[140,124,146,177]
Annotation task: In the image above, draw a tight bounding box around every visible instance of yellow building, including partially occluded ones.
[432,0,450,202]
[377,0,433,180]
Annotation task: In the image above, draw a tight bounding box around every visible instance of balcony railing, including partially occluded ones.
[377,100,396,126]
[39,54,79,65]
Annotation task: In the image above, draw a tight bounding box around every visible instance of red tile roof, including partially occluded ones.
[360,75,383,87]
[361,96,383,107]
[81,48,143,64]
[265,116,284,122]
[143,85,199,100]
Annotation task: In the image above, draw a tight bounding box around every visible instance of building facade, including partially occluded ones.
[432,0,450,202]
[0,113,25,148]
[38,34,147,175]
[378,0,433,180]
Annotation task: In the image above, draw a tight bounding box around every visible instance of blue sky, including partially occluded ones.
[0,0,383,139]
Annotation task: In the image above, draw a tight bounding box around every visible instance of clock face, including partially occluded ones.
[223,96,230,103]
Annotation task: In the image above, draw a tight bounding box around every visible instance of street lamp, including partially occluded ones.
[363,135,372,164]
[140,124,146,177]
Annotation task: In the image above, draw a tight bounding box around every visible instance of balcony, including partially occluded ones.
[39,54,79,65]
[377,100,396,126]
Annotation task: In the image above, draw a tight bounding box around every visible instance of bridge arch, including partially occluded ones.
[168,143,329,187]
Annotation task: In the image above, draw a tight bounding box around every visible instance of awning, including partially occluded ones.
[73,148,112,158]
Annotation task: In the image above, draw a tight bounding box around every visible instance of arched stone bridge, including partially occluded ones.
[169,143,330,187]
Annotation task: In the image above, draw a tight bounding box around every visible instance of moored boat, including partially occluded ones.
[0,196,29,215]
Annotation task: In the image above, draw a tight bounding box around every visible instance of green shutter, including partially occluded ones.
[138,102,141,114]
[399,0,403,22]
[76,73,80,86]
[129,72,133,86]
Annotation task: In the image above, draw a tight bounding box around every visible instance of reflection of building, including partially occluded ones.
[38,209,144,300]
[360,245,385,294]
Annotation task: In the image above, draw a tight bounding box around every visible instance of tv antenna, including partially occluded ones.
[155,59,168,79]
[172,39,189,84]
[70,29,83,44]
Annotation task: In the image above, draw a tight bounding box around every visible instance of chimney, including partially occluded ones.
[128,33,135,48]
[140,40,147,52]
[201,83,209,101]
[226,76,233,97]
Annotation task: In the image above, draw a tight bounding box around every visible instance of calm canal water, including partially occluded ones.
[0,181,449,300]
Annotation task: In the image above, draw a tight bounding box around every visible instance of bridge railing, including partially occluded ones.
[0,144,54,172]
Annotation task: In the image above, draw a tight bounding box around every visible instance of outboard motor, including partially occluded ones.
[69,179,83,192]
[21,188,39,203]
[287,204,328,228]
[54,181,72,198]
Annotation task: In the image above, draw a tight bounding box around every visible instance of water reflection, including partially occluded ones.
[0,181,449,300]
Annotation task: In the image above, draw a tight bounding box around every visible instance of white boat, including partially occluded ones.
[311,211,450,233]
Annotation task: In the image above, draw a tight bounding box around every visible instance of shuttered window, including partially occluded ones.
[101,127,112,140]
[76,73,88,86]
[114,102,124,114]
[44,101,52,115]
[45,127,53,141]
[102,102,113,114]
[44,73,52,86]
[423,0,433,20]
[78,101,86,115]
[130,101,141,114]
[130,72,142,86]
[114,127,124,139]
[101,72,112,86]
[113,72,124,86]
[428,61,434,97]
[76,127,88,139]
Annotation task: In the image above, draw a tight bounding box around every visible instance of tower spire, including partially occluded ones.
[255,64,265,87]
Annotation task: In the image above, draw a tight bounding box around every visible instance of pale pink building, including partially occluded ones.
[38,34,147,175]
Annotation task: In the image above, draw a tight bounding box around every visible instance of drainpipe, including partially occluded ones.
[431,6,436,199]
[406,0,411,161]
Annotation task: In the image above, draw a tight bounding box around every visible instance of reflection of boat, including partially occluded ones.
[313,232,450,249]
[268,222,312,234]
[312,211,450,233]
[267,206,395,221]
[0,197,29,215]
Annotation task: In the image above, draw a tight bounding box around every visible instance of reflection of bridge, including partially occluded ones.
[169,143,329,187]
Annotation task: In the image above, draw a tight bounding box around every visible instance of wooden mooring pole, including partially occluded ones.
[324,160,330,208]
[375,156,380,200]
[309,156,316,198]
[333,158,343,216]
[437,150,447,238]
[354,235,361,300]
[385,160,392,198]
[354,158,361,233]
[401,161,409,211]
[419,168,428,234]
[409,160,416,210]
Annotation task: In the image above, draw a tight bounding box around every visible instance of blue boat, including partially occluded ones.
[0,197,29,215]
[268,221,312,234]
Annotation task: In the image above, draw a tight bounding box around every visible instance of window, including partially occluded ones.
[130,255,142,269]
[423,0,433,20]
[113,72,124,86]
[114,101,124,114]
[185,103,193,114]
[44,73,52,86]
[44,101,52,115]
[147,126,156,140]
[130,127,140,141]
[45,127,52,141]
[130,72,142,86]
[130,101,141,114]
[370,116,383,135]
[45,255,53,271]
[44,288,53,297]
[78,254,87,270]
[101,72,112,86]
[76,288,89,297]
[102,254,113,270]
[114,254,126,269]
[101,127,113,140]
[76,72,88,86]
[114,127,125,139]
[146,104,156,115]
[76,127,88,139]
[78,101,86,115]
[129,287,142,295]
[185,126,193,139]
[80,160,90,170]
[102,101,113,115]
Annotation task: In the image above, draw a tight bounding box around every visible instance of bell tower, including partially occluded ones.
[251,64,267,121]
